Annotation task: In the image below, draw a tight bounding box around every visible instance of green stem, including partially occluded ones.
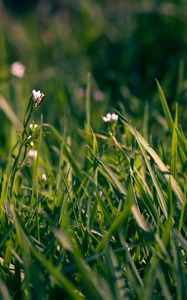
[9,99,34,199]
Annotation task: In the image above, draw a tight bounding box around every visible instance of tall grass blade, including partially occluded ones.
[120,115,184,205]
[85,72,91,133]
[156,80,173,133]
[89,147,149,233]
[170,103,178,178]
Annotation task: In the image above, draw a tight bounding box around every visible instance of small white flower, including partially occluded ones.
[29,123,38,131]
[42,173,47,181]
[102,112,118,123]
[28,149,37,159]
[27,135,34,146]
[11,61,25,78]
[31,90,45,108]
[99,191,103,197]
[102,113,111,122]
[111,113,118,121]
[102,116,109,122]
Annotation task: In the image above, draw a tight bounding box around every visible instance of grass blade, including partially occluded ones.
[120,114,184,205]
[156,80,173,133]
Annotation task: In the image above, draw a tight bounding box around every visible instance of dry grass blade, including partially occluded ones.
[0,96,22,130]
[121,116,184,205]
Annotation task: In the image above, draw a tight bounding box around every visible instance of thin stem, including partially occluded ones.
[9,99,34,199]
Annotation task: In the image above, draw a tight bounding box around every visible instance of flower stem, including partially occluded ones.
[9,99,34,199]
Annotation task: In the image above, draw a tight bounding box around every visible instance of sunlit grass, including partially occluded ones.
[0,79,186,299]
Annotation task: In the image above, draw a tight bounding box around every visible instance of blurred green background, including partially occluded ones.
[1,0,187,149]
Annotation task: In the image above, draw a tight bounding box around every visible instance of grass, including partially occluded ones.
[0,78,187,300]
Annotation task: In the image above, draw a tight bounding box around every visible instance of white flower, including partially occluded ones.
[11,61,25,78]
[102,112,118,123]
[29,122,38,131]
[111,113,118,121]
[102,113,111,122]
[42,173,47,181]
[31,90,45,108]
[99,191,103,197]
[27,135,34,146]
[28,149,37,159]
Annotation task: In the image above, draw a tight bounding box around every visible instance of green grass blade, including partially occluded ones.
[156,267,172,300]
[0,279,12,300]
[156,80,173,133]
[170,103,178,178]
[120,115,184,205]
[31,246,83,300]
[55,229,108,299]
[95,179,146,253]
[89,147,149,233]
[85,72,91,133]
[43,123,81,177]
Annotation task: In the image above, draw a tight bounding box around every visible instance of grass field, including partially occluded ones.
[0,77,187,299]
[1,1,187,299]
